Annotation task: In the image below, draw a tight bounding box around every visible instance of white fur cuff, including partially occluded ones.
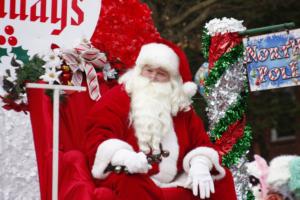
[91,139,133,179]
[183,147,226,180]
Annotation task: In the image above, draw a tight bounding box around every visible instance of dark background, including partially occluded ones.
[143,0,300,160]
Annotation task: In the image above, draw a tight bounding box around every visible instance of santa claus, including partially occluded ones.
[85,41,237,200]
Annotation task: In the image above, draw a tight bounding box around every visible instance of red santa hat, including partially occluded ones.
[135,39,197,97]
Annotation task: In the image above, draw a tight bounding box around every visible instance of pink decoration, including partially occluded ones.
[254,154,270,199]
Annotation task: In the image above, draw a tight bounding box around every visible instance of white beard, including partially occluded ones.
[129,75,174,154]
[119,68,192,154]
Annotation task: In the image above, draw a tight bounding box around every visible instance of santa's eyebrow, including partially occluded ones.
[157,68,168,73]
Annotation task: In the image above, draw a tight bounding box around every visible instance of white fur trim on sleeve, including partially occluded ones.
[183,147,226,180]
[91,139,133,179]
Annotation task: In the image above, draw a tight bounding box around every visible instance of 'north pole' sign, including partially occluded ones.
[243,29,300,91]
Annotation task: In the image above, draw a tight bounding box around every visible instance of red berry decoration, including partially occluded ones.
[5,25,14,35]
[0,35,6,45]
[8,36,18,46]
[61,72,72,85]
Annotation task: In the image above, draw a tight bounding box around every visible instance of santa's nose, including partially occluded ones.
[148,72,157,81]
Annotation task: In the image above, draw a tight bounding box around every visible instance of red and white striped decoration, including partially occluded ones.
[84,63,101,100]
[257,49,269,62]
[256,66,268,83]
[269,47,281,60]
[280,67,290,79]
[245,46,258,63]
[268,68,280,81]
[290,61,299,78]
[62,42,107,101]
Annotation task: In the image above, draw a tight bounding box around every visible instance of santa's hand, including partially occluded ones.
[184,156,215,199]
[111,149,150,174]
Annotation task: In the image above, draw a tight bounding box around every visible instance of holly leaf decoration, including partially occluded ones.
[10,46,30,64]
[0,47,8,63]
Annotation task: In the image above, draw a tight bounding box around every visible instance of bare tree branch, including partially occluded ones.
[161,1,177,27]
[180,3,253,35]
[181,7,212,34]
[166,0,218,27]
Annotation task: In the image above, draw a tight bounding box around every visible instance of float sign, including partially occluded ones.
[243,29,300,91]
[0,1,102,95]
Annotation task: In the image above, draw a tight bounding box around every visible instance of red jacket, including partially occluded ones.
[84,84,225,186]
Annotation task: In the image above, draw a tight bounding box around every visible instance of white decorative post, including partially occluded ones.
[26,83,86,200]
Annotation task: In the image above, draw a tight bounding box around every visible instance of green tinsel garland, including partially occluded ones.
[222,125,253,167]
[205,44,244,94]
[210,86,248,140]
[246,190,255,200]
[201,29,210,59]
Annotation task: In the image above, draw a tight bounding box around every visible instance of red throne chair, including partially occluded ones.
[27,82,118,200]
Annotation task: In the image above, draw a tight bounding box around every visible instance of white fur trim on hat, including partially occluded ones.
[183,81,197,97]
[183,147,226,180]
[91,139,134,179]
[267,155,297,188]
[246,160,263,179]
[136,43,179,76]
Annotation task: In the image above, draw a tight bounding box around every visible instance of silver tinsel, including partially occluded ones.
[231,155,253,200]
[203,59,251,200]
[205,60,247,133]
[103,63,118,80]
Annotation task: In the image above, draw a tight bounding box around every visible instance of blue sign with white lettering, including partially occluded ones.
[243,29,300,91]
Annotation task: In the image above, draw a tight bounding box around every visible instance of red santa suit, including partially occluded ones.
[84,84,237,200]
[84,41,237,200]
